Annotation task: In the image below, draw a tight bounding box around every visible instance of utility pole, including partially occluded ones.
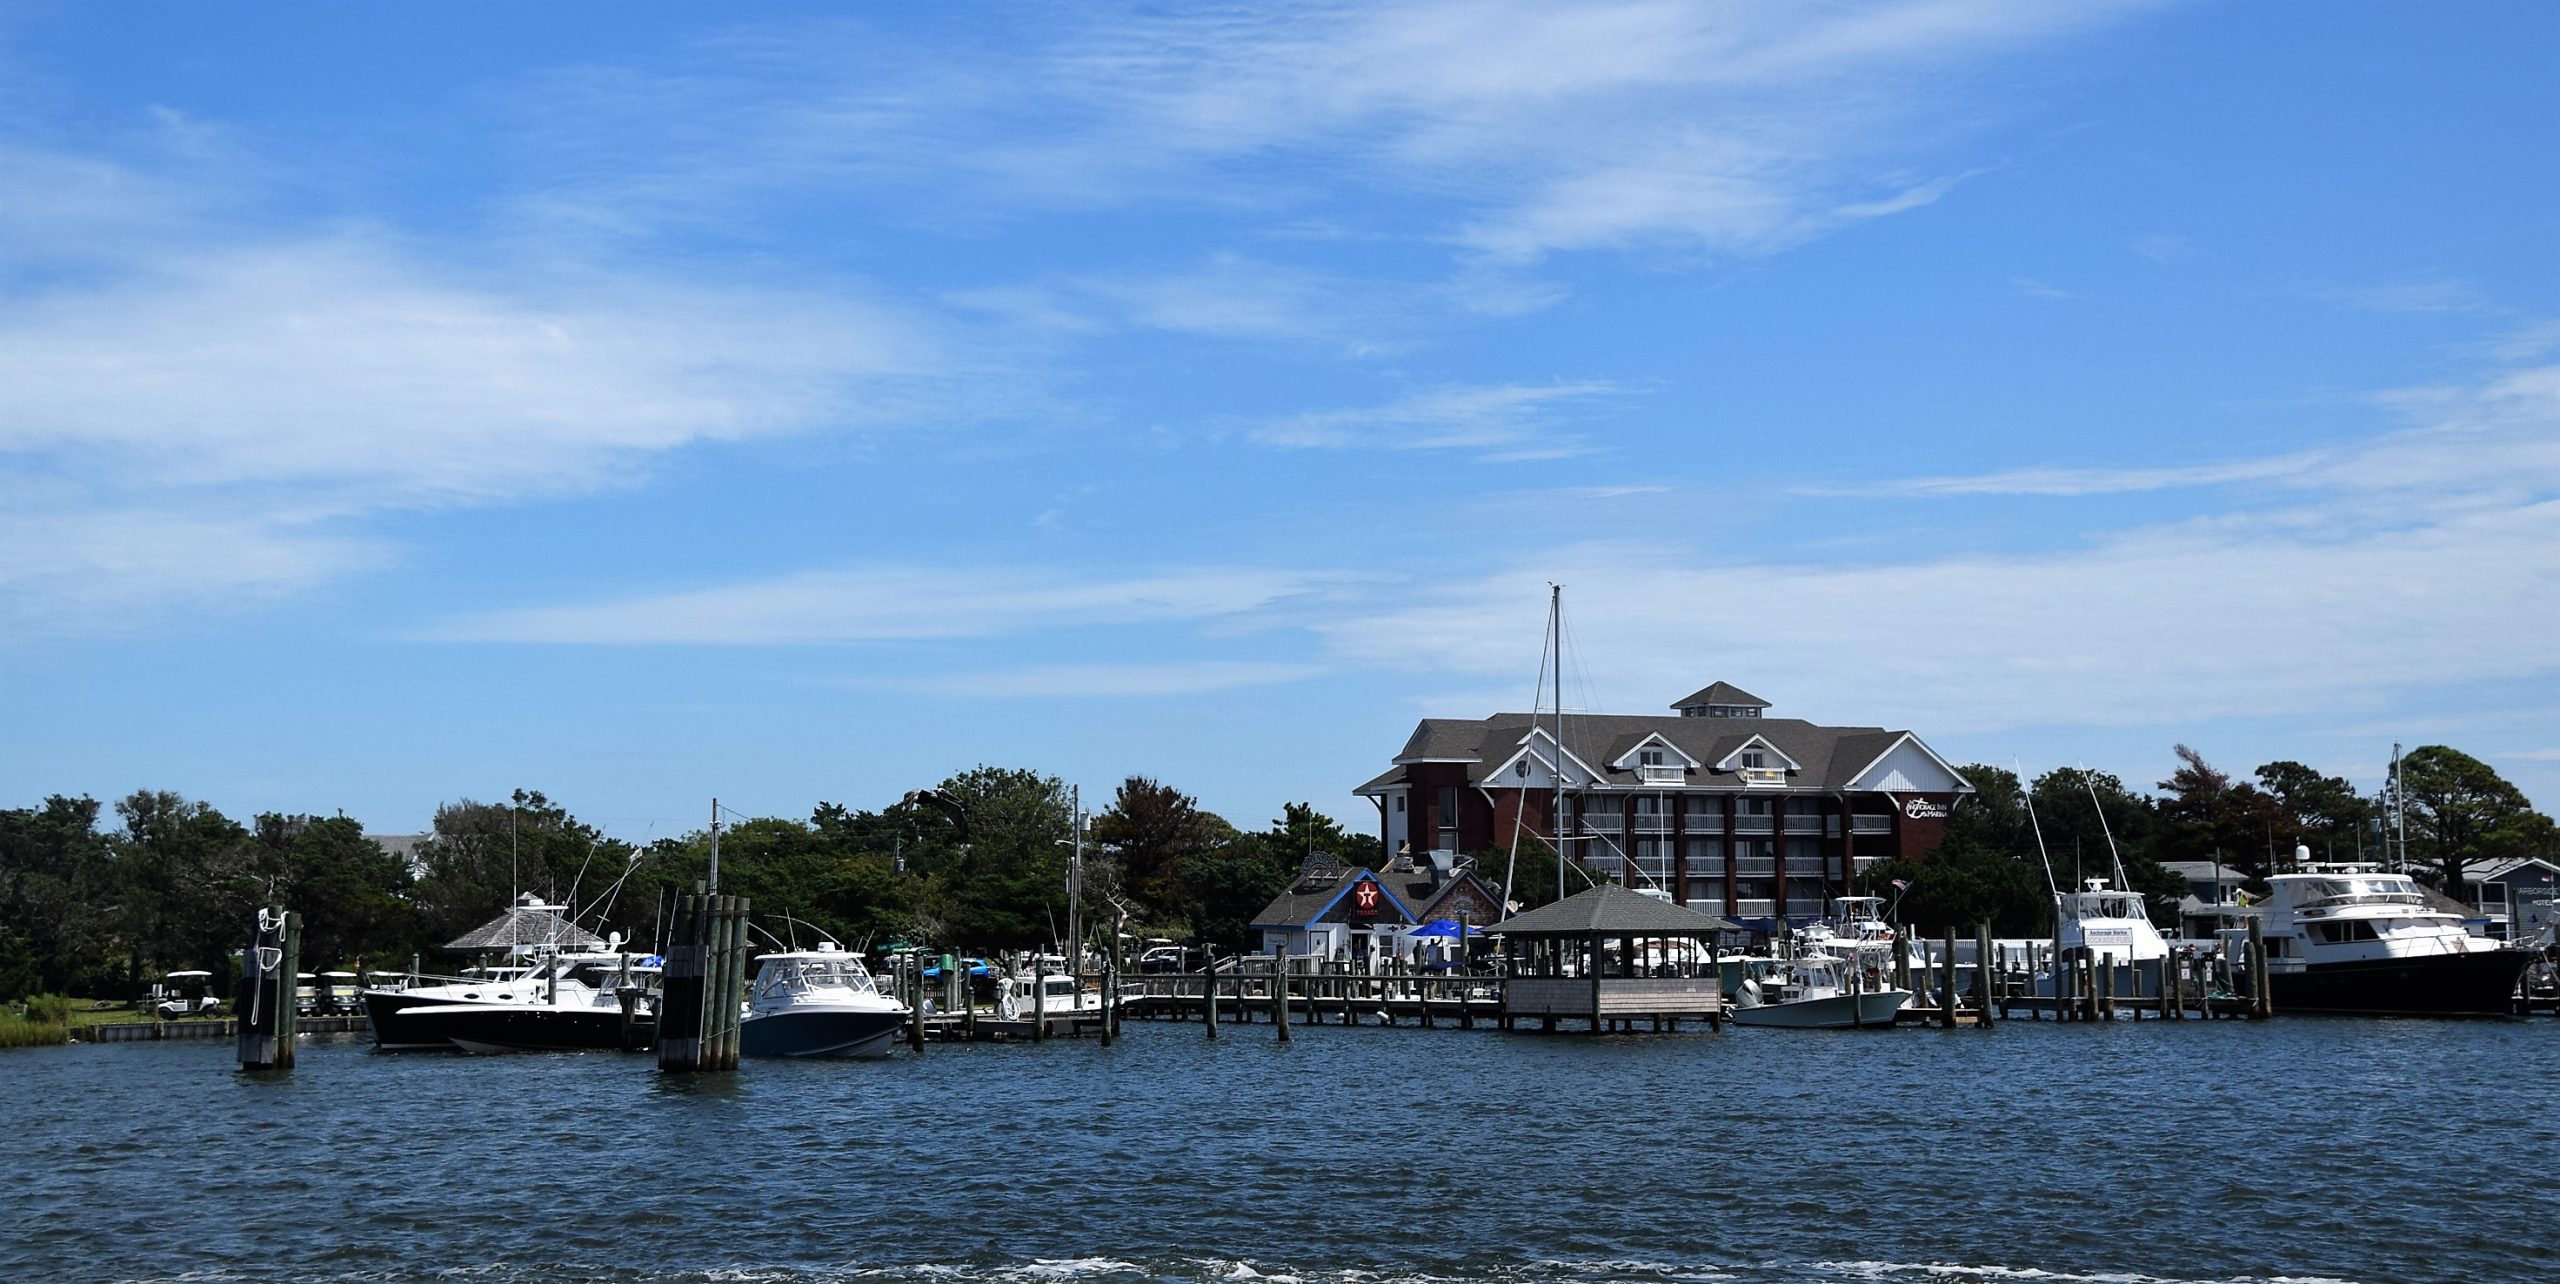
[1551,583,1566,906]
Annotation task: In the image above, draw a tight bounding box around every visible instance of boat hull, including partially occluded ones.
[2269,948,2531,1018]
[1731,989,1913,1029]
[740,1007,905,1058]
[363,991,652,1052]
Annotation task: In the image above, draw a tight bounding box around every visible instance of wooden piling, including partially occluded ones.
[237,907,299,1071]
[1272,955,1290,1042]
[657,893,703,1070]
[2246,915,2272,1018]
[2099,952,2115,1019]
[1032,958,1048,1041]
[1938,929,1958,1028]
[1974,925,1995,1030]
[1202,956,1219,1038]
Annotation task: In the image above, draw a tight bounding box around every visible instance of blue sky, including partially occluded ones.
[3,1,2556,841]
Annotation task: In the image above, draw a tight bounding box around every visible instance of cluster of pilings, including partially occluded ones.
[658,888,752,1072]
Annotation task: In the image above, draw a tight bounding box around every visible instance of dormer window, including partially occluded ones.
[1741,751,1766,769]
[1639,749,1665,767]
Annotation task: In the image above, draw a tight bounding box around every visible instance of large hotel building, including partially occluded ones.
[1356,682,1974,930]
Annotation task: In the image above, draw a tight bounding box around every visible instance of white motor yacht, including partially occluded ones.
[2223,864,2527,1016]
[738,943,910,1058]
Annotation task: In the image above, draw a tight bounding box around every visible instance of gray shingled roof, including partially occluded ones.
[443,900,608,953]
[1497,883,1738,936]
[1394,713,1949,795]
[1673,681,1768,709]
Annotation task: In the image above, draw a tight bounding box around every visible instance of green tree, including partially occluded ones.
[108,791,259,989]
[1092,776,1235,921]
[1187,803,1374,950]
[2155,745,2287,876]
[409,790,633,949]
[250,813,419,969]
[2396,746,2547,891]
[927,766,1074,949]
[2254,760,2375,864]
[0,797,116,999]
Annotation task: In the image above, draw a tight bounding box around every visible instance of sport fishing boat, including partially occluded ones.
[739,943,910,1059]
[361,951,658,1052]
[2222,864,2529,1017]
[995,954,1102,1021]
[2055,877,2170,964]
[1729,951,1911,1029]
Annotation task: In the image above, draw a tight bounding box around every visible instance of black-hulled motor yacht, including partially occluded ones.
[2225,864,2529,1017]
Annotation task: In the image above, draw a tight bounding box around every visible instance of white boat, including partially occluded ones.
[1729,952,1911,1028]
[362,951,656,1052]
[2224,862,2529,1017]
[739,943,909,1058]
[996,954,1101,1020]
[2056,877,2170,964]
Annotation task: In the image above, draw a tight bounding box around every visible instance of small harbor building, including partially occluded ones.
[1357,682,1972,934]
[1251,856,1418,963]
[1497,882,1737,1031]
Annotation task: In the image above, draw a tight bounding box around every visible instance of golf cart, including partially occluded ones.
[153,970,221,1020]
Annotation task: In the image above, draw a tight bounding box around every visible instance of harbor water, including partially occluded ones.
[8,1017,2553,1284]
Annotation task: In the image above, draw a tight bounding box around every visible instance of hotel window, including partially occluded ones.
[1741,751,1766,769]
[1436,786,1458,852]
[1629,837,1672,889]
[1685,836,1723,865]
[1639,748,1665,766]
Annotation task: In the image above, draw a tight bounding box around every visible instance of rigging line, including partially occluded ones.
[2079,762,2131,892]
[1504,593,1561,913]
[2019,760,2060,902]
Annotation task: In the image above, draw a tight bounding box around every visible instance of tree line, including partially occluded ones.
[4,743,2548,1000]
[0,766,1377,1001]
[1852,745,2556,934]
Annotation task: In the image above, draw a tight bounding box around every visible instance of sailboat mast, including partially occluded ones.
[708,796,721,894]
[1067,783,1084,970]
[1551,583,1566,906]
[2019,764,2058,901]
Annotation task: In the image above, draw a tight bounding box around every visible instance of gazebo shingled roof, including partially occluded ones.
[1497,882,1739,937]
[443,898,607,953]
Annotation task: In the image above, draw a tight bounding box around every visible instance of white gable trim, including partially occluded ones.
[1712,733,1801,773]
[1843,733,1975,795]
[1609,731,1702,771]
[1481,728,1606,789]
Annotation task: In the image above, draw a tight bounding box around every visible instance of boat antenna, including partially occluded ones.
[2019,761,2059,900]
[2079,763,2131,890]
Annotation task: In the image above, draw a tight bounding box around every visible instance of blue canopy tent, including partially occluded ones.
[1404,918,1481,971]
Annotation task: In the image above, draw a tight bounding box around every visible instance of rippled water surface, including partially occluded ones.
[10,1016,2554,1284]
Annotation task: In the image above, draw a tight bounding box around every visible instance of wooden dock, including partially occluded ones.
[86,1015,372,1043]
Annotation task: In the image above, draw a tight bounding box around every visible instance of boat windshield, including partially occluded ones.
[2066,893,2146,919]
[2299,878,2422,905]
[757,959,876,998]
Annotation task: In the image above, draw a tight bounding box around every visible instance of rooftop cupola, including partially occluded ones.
[1671,681,1769,718]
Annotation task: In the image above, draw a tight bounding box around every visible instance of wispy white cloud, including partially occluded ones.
[2311,276,2483,315]
[440,566,1333,645]
[2506,749,2560,763]
[0,146,976,632]
[872,660,1323,698]
[1814,359,2560,503]
[499,2,2145,264]
[1321,356,2560,734]
[1251,382,1621,456]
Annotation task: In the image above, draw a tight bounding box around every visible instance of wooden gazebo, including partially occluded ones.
[1497,883,1736,1033]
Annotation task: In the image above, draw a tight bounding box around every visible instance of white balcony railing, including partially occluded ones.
[1783,815,1825,834]
[1735,898,1777,918]
[1783,898,1827,916]
[1733,858,1777,877]
[1850,815,1893,834]
[1740,767,1787,787]
[1637,764,1685,785]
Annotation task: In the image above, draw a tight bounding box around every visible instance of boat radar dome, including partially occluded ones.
[2296,843,2312,865]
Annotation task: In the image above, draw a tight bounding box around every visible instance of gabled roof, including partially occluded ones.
[1250,867,1419,930]
[1711,732,1802,773]
[1609,730,1701,770]
[1379,708,1969,797]
[1497,883,1739,936]
[1673,681,1768,710]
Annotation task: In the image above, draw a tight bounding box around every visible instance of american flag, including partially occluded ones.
[1891,878,1910,890]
